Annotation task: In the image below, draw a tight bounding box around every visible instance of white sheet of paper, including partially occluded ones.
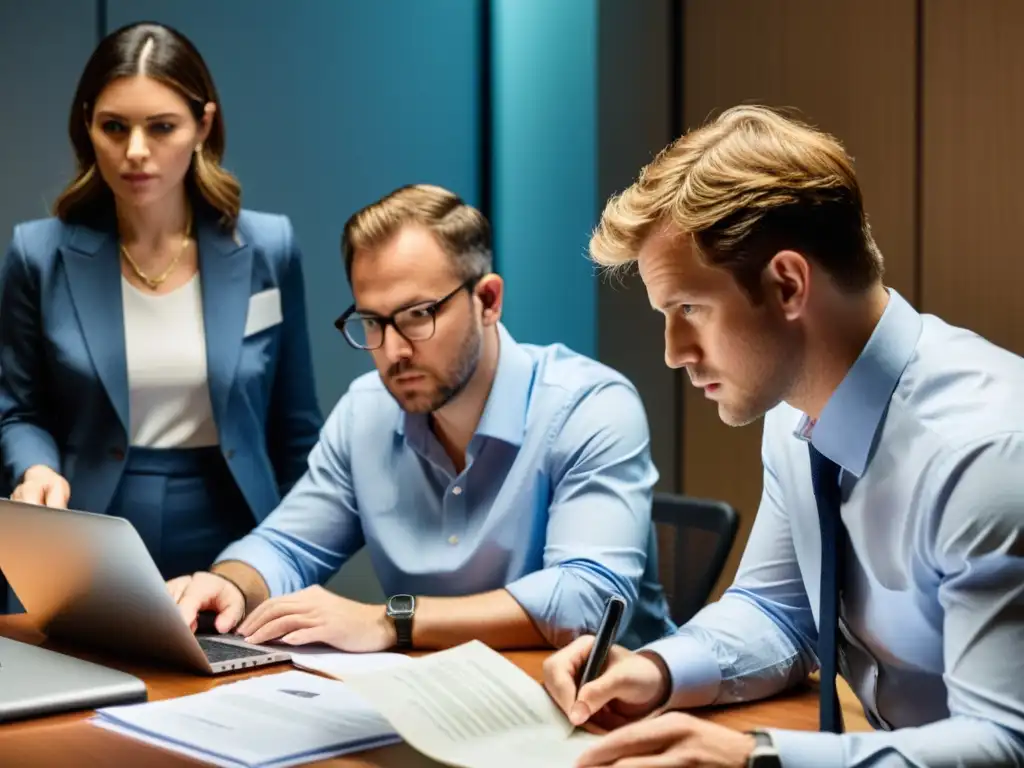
[342,640,602,768]
[283,644,415,679]
[91,670,400,768]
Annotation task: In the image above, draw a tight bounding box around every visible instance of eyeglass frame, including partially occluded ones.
[334,277,481,350]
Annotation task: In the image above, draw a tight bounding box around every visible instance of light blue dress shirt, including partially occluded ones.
[218,324,675,649]
[646,289,1024,766]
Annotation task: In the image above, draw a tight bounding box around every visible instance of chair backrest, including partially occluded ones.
[652,491,739,626]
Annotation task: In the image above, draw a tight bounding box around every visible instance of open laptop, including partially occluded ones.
[0,499,290,675]
[0,635,146,722]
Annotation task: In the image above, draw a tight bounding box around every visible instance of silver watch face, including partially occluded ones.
[748,732,780,768]
[752,732,773,749]
[388,594,415,617]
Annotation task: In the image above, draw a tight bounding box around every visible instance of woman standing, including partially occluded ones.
[0,22,322,595]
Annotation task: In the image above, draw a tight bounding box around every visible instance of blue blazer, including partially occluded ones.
[0,210,323,522]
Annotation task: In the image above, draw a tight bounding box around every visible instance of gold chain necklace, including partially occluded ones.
[119,208,193,290]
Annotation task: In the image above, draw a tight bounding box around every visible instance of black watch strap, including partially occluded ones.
[387,595,416,650]
[394,615,413,648]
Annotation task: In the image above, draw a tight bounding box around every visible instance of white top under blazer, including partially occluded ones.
[121,274,219,448]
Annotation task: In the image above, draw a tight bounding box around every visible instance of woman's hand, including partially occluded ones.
[11,465,70,508]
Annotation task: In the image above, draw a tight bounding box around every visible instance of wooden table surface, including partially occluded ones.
[0,614,865,767]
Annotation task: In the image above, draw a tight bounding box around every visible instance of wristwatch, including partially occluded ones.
[386,594,416,649]
[747,730,781,768]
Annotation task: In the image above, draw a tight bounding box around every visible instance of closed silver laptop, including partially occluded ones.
[0,635,146,721]
[0,499,290,675]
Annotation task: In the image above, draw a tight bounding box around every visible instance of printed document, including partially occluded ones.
[281,643,415,679]
[342,640,601,768]
[92,670,400,768]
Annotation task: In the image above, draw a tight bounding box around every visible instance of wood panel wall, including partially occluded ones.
[922,0,1024,356]
[591,0,1022,610]
[679,0,919,597]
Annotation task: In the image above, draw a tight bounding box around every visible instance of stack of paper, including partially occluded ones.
[93,641,605,768]
[92,670,400,768]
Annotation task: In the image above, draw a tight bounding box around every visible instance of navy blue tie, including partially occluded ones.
[809,443,845,733]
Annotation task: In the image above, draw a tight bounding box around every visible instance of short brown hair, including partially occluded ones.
[342,184,492,282]
[54,22,240,230]
[591,105,883,296]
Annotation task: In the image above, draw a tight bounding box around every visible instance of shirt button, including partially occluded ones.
[224,448,235,460]
[448,535,460,545]
[451,486,462,496]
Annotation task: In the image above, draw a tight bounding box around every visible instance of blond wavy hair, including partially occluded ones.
[591,105,883,296]
[342,184,492,281]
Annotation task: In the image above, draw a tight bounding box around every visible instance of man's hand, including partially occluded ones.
[236,586,397,652]
[543,635,671,730]
[168,572,246,634]
[574,712,756,768]
[11,465,70,508]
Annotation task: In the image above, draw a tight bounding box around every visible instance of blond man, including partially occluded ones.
[167,184,674,653]
[543,106,1024,767]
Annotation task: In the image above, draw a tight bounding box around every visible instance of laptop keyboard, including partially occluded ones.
[197,636,272,663]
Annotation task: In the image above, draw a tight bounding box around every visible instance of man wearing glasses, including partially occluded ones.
[168,184,675,653]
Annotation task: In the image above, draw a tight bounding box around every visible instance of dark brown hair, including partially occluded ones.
[53,21,240,229]
[342,184,493,282]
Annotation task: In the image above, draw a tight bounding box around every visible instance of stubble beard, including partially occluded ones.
[387,326,483,415]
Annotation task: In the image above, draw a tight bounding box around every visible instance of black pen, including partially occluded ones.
[575,594,626,693]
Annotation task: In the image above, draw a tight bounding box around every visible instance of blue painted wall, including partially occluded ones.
[0,0,95,252]
[1,0,602,419]
[0,0,98,606]
[0,1,482,605]
[491,0,598,358]
[0,1,607,605]
[107,0,483,411]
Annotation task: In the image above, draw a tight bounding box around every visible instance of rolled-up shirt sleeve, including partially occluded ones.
[505,381,658,648]
[216,394,365,597]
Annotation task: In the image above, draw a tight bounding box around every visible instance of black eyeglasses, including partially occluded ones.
[335,279,477,350]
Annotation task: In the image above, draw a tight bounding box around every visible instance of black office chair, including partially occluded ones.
[652,491,740,626]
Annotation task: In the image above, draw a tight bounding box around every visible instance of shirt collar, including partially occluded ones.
[396,323,534,448]
[794,288,923,477]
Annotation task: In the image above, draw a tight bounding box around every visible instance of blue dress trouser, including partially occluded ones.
[4,446,256,613]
